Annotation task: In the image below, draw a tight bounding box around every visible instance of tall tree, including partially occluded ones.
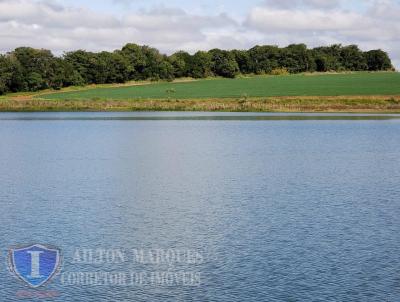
[0,43,394,95]
[169,51,191,78]
[0,54,24,94]
[209,49,239,78]
[281,44,314,73]
[13,47,65,90]
[339,45,367,71]
[189,51,212,78]
[248,45,280,74]
[365,50,392,71]
[120,43,146,80]
[231,50,251,74]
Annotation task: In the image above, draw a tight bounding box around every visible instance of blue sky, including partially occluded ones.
[58,0,368,16]
[0,0,399,68]
[59,0,264,16]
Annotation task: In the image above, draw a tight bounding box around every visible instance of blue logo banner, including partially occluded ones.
[9,244,61,288]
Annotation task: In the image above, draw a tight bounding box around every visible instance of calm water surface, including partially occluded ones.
[0,112,400,301]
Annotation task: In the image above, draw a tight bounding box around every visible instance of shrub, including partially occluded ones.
[270,68,289,76]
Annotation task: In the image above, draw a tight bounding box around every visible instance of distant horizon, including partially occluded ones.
[0,42,394,58]
[0,42,394,56]
[0,0,399,69]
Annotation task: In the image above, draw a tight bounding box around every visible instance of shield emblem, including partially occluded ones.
[8,244,61,288]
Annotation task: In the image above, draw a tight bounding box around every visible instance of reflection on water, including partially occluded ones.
[0,112,400,301]
[1,112,400,121]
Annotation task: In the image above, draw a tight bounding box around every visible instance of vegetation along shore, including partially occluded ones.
[0,43,398,112]
[0,72,399,113]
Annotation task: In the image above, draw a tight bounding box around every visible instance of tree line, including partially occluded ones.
[0,43,393,95]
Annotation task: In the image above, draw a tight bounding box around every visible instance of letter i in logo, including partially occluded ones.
[8,244,61,288]
[27,251,44,278]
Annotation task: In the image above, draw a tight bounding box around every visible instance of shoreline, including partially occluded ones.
[1,96,400,113]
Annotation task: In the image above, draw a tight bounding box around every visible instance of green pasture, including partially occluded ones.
[41,72,400,100]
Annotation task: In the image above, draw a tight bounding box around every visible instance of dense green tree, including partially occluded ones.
[64,50,107,84]
[339,45,367,71]
[48,58,66,90]
[141,46,170,80]
[312,45,343,71]
[120,43,146,80]
[169,51,191,78]
[64,50,93,84]
[189,51,212,78]
[0,55,10,94]
[280,44,315,73]
[12,47,66,90]
[0,54,24,94]
[365,50,392,71]
[60,60,85,87]
[0,43,394,95]
[248,45,280,74]
[157,60,175,81]
[314,55,329,72]
[65,50,129,85]
[0,78,6,95]
[231,50,252,74]
[95,51,130,83]
[209,49,239,78]
[26,72,44,91]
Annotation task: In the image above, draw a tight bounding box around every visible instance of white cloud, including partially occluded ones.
[246,8,366,32]
[0,0,240,54]
[246,0,400,68]
[263,0,342,9]
[0,0,398,68]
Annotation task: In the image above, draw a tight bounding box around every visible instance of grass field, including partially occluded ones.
[40,72,400,101]
[1,72,400,112]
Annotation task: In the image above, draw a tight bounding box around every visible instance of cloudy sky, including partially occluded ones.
[0,0,399,68]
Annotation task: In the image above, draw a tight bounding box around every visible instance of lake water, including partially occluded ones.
[0,112,400,301]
